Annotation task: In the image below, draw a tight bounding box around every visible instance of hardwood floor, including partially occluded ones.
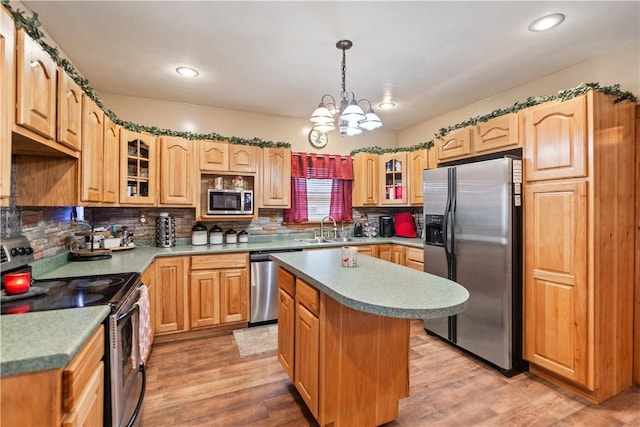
[141,321,639,426]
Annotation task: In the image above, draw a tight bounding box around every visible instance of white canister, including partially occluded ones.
[238,230,249,243]
[209,225,224,245]
[341,246,358,267]
[225,229,237,244]
[191,223,208,246]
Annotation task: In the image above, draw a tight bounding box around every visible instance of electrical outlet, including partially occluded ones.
[138,211,148,224]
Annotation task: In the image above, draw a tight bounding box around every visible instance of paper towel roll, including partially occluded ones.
[341,246,358,267]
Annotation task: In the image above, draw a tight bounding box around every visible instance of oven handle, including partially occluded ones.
[117,302,139,324]
[126,364,146,427]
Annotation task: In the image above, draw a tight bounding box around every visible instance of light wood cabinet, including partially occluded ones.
[0,7,14,206]
[142,263,156,344]
[56,68,82,151]
[356,245,376,257]
[277,268,295,379]
[259,147,291,208]
[380,152,408,205]
[189,253,249,329]
[80,97,105,203]
[200,140,258,173]
[522,91,636,403]
[408,148,435,206]
[120,129,156,205]
[436,126,472,163]
[376,244,393,262]
[473,113,520,155]
[103,117,120,203]
[294,279,320,418]
[352,152,379,206]
[15,28,57,141]
[523,96,587,181]
[159,136,195,206]
[404,247,424,271]
[278,266,410,426]
[1,326,104,427]
[155,256,188,335]
[392,245,406,265]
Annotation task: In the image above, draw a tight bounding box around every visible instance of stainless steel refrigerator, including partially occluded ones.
[423,156,526,374]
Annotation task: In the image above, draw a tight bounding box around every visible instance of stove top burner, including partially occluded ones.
[1,272,141,315]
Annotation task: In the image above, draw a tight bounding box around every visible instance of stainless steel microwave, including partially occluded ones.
[207,189,253,215]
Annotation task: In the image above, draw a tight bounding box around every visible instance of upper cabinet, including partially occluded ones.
[380,152,407,205]
[435,113,520,165]
[56,67,82,151]
[120,129,156,205]
[408,148,435,206]
[523,96,587,181]
[259,147,291,208]
[159,136,195,206]
[80,97,105,203]
[199,140,258,173]
[0,7,15,206]
[15,28,57,140]
[473,113,519,155]
[352,152,379,207]
[436,126,472,163]
[102,117,120,203]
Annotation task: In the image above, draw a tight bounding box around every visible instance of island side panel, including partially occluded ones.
[319,292,410,426]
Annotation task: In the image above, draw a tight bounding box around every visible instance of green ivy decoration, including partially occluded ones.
[3,2,637,154]
[1,1,290,148]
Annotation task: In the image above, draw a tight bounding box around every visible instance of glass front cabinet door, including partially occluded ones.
[120,129,156,205]
[380,152,407,205]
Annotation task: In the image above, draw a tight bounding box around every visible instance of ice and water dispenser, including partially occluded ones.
[424,214,444,246]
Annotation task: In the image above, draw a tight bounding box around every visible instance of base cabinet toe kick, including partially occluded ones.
[271,249,469,426]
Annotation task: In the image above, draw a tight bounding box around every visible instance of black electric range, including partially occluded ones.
[1,272,141,315]
[1,235,141,315]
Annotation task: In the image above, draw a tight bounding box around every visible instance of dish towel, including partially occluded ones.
[135,284,151,368]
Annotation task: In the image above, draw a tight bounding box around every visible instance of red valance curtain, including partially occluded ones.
[284,153,353,223]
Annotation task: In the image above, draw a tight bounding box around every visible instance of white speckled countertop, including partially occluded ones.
[270,249,469,319]
[0,306,110,376]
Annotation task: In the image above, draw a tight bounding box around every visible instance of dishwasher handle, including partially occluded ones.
[250,249,301,262]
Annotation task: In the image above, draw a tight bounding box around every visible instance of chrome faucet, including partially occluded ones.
[320,215,337,239]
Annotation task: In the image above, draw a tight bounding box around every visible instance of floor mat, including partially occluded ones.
[232,324,278,358]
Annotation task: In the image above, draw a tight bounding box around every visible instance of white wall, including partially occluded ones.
[99,92,398,156]
[398,42,639,147]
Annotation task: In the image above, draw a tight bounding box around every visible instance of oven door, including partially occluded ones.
[110,286,146,427]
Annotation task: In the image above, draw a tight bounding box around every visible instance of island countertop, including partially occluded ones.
[270,248,469,319]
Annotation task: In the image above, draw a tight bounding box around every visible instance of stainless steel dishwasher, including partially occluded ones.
[249,250,301,325]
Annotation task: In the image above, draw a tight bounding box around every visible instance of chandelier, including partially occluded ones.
[309,40,383,136]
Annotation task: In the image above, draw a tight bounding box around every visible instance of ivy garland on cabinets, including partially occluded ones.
[3,2,637,155]
[1,0,291,148]
[351,82,638,156]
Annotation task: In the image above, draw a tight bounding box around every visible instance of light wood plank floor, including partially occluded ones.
[141,321,639,426]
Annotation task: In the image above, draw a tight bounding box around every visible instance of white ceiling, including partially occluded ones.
[20,1,640,131]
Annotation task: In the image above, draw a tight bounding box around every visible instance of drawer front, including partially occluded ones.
[191,253,248,270]
[62,326,104,412]
[296,278,320,316]
[278,267,295,296]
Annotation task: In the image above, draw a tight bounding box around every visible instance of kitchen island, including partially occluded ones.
[270,249,469,427]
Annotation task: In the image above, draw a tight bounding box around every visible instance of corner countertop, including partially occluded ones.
[0,306,110,377]
[270,249,469,319]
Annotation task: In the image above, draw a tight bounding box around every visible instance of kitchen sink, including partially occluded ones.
[295,238,329,244]
[295,237,364,245]
[323,237,361,243]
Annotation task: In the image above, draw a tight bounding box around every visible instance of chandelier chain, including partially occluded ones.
[341,47,347,95]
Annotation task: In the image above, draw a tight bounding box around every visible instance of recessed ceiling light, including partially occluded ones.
[378,102,397,110]
[175,66,199,77]
[528,13,565,32]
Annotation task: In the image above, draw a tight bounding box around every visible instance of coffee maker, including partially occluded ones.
[379,215,394,237]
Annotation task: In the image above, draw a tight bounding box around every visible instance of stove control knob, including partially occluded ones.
[10,248,19,257]
[25,247,34,255]
[17,247,26,256]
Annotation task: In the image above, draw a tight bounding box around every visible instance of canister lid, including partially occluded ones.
[225,229,237,235]
[238,230,248,235]
[210,225,223,233]
[192,222,207,231]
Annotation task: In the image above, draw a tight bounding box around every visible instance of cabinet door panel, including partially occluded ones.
[260,148,291,207]
[57,69,82,151]
[524,180,589,387]
[190,270,221,328]
[230,144,257,172]
[294,303,319,418]
[524,96,587,181]
[160,136,194,205]
[436,127,471,162]
[409,149,431,205]
[473,113,519,154]
[200,140,229,171]
[277,288,295,379]
[220,269,248,323]
[0,8,15,204]
[155,257,187,334]
[380,152,407,205]
[352,153,379,206]
[103,118,120,203]
[80,98,104,202]
[16,29,57,139]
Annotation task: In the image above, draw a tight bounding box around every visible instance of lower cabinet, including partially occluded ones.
[404,247,424,271]
[1,326,104,427]
[356,245,376,257]
[190,253,249,329]
[277,266,410,426]
[155,256,188,335]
